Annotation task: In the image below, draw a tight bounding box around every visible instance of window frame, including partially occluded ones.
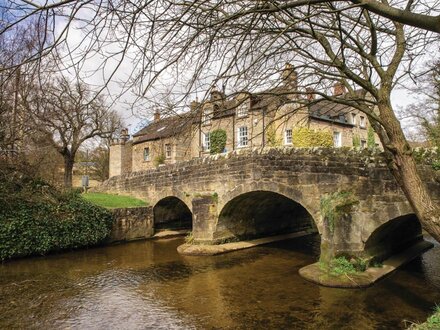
[165,144,172,159]
[359,116,366,128]
[285,129,293,145]
[202,132,210,151]
[333,131,342,148]
[202,107,213,125]
[143,147,150,161]
[351,113,357,126]
[237,126,248,148]
[236,101,248,118]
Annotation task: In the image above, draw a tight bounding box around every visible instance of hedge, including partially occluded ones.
[0,170,113,261]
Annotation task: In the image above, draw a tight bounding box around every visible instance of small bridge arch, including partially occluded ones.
[153,196,193,231]
[213,190,318,242]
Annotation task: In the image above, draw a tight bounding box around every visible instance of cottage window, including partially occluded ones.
[285,129,292,145]
[333,131,342,147]
[360,116,366,128]
[202,132,210,151]
[351,113,357,125]
[202,107,213,125]
[237,126,248,147]
[237,102,248,117]
[143,147,150,161]
[165,144,172,158]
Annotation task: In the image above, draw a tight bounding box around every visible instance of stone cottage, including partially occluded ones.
[110,65,380,177]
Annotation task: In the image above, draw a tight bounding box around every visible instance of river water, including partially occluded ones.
[1,234,439,329]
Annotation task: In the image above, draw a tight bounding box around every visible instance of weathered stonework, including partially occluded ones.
[97,147,440,259]
[108,207,153,242]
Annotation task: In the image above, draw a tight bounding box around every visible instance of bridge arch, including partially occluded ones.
[364,213,423,261]
[153,196,193,231]
[214,190,318,242]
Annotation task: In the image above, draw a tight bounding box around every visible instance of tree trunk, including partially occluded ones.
[63,155,74,188]
[378,99,440,243]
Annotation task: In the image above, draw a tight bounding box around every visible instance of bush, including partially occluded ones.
[210,129,227,154]
[154,153,166,167]
[292,127,333,147]
[0,168,113,261]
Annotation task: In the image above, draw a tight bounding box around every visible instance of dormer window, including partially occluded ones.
[237,101,248,117]
[360,116,366,128]
[202,107,213,125]
[351,113,356,126]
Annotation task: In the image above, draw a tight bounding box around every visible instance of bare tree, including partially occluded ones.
[1,1,440,241]
[29,76,121,188]
[402,60,440,146]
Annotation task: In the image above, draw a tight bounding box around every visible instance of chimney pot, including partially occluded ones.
[306,87,315,101]
[154,111,161,122]
[333,82,346,96]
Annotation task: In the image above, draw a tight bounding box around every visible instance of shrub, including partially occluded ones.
[0,169,113,261]
[292,127,333,147]
[154,153,166,167]
[210,129,227,154]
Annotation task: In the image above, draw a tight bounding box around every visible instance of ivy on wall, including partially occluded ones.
[352,134,361,147]
[210,129,227,154]
[292,127,333,147]
[367,127,375,149]
[266,123,282,147]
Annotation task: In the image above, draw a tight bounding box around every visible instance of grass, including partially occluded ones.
[82,192,148,209]
[409,305,440,330]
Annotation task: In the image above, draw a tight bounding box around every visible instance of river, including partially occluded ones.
[1,234,439,329]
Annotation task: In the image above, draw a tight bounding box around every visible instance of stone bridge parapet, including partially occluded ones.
[96,147,440,260]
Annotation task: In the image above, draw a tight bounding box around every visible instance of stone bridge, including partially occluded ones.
[97,148,440,262]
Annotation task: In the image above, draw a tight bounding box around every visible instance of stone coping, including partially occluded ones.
[298,240,434,288]
[177,231,314,256]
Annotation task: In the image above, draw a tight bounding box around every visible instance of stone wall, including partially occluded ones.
[108,207,153,242]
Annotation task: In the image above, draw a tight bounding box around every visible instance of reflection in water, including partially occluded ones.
[0,235,439,329]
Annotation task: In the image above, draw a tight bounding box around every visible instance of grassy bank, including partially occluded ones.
[82,192,148,209]
[409,306,440,329]
[0,167,113,261]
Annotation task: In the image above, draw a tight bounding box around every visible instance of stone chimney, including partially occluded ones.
[120,128,129,142]
[210,86,224,101]
[333,82,346,96]
[282,63,298,90]
[306,87,315,101]
[153,110,161,122]
[190,98,200,111]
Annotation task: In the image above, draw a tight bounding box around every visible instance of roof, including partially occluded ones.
[133,112,198,144]
[308,99,354,126]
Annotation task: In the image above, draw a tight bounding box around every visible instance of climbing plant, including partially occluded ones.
[320,191,359,233]
[210,129,227,154]
[352,134,361,147]
[266,123,282,147]
[367,126,375,149]
[154,153,165,166]
[292,127,333,147]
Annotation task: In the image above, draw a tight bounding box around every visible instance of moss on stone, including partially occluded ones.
[320,191,359,233]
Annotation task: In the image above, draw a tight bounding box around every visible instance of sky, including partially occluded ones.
[49,3,430,138]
